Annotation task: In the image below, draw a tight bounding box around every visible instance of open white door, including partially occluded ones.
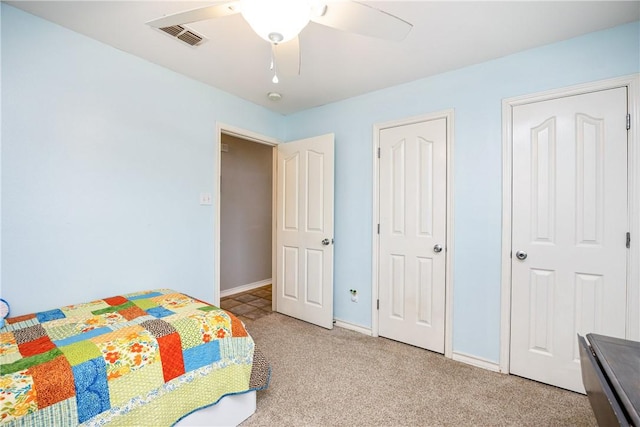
[276,134,334,329]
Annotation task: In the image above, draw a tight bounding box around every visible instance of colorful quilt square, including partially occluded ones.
[147,306,174,318]
[108,360,163,406]
[0,370,37,422]
[183,341,221,372]
[95,328,159,381]
[118,305,148,321]
[72,357,110,423]
[169,317,202,349]
[218,336,253,363]
[131,299,157,310]
[13,325,47,345]
[0,332,20,364]
[150,293,208,313]
[6,398,78,426]
[157,332,185,382]
[5,313,36,325]
[59,340,102,366]
[18,336,56,357]
[188,310,233,342]
[44,323,85,342]
[35,309,66,323]
[141,319,177,339]
[72,312,127,333]
[228,312,249,338]
[103,296,128,306]
[29,355,75,409]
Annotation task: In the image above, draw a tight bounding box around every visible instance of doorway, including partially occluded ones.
[214,124,336,330]
[214,124,279,320]
[218,133,274,322]
[500,75,640,393]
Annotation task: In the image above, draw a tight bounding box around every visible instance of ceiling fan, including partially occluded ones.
[146,0,412,82]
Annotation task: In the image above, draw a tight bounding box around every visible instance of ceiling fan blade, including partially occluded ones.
[146,1,240,28]
[274,37,301,77]
[311,1,412,41]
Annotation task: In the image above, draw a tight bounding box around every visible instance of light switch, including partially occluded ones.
[200,192,212,205]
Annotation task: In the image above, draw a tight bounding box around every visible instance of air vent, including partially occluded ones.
[177,31,203,46]
[157,25,207,47]
[159,25,184,37]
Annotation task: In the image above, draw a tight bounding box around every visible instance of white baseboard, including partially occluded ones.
[334,319,373,336]
[220,279,271,298]
[452,351,501,372]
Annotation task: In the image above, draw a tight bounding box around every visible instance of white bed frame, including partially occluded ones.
[175,391,256,427]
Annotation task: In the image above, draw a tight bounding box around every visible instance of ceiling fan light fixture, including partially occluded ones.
[240,0,311,43]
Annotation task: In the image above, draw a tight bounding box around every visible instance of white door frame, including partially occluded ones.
[500,74,640,374]
[371,110,455,359]
[214,123,279,310]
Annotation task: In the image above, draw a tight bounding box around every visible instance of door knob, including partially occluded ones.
[433,244,443,253]
[321,238,330,246]
[515,250,527,260]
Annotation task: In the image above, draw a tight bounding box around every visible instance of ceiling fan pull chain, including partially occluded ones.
[271,43,279,84]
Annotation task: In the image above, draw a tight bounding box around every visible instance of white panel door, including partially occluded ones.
[510,87,628,392]
[276,134,334,329]
[378,118,447,353]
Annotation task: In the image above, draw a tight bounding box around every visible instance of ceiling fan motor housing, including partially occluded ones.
[240,0,311,43]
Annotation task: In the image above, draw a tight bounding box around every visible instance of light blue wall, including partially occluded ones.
[283,21,640,362]
[2,3,639,363]
[1,4,284,315]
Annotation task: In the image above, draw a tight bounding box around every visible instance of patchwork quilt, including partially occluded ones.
[0,289,265,426]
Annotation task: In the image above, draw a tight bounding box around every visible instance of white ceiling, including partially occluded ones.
[7,1,640,114]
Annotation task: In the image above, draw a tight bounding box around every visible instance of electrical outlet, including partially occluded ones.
[350,289,358,303]
[200,193,212,205]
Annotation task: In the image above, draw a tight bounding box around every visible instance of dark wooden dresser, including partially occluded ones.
[578,333,640,426]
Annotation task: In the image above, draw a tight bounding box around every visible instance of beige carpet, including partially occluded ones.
[241,312,596,426]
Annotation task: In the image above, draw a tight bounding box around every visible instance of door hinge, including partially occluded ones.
[377,147,381,158]
[377,223,380,234]
[627,232,631,249]
[377,299,379,310]
[627,114,631,130]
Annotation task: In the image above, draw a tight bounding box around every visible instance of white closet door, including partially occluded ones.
[378,118,447,353]
[510,87,628,392]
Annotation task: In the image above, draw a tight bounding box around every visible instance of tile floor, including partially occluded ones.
[220,284,273,323]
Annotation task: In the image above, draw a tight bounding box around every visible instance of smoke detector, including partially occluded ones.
[267,92,282,101]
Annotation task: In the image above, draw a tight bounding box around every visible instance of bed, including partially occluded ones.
[0,289,270,426]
